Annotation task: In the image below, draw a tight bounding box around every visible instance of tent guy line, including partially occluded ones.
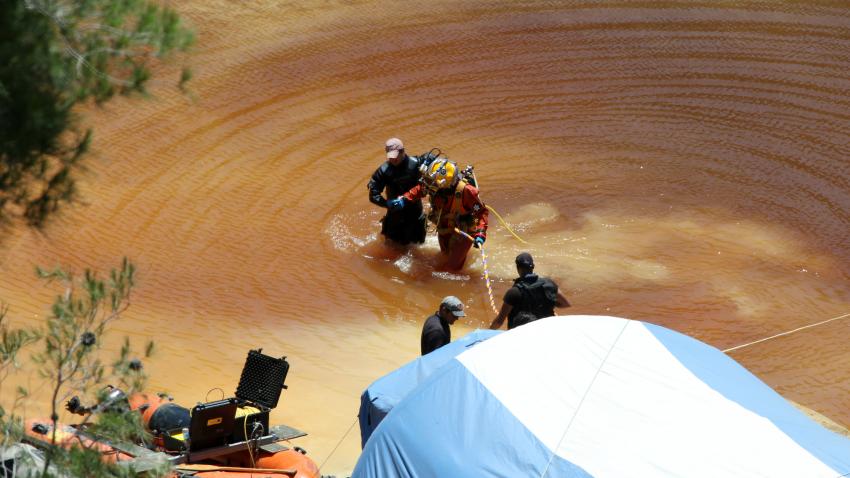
[723,312,850,353]
[318,415,359,472]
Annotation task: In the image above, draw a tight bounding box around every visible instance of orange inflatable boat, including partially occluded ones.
[22,350,321,478]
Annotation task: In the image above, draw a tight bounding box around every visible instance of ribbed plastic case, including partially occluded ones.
[235,349,290,410]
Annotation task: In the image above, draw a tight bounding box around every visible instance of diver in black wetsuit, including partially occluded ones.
[367,137,427,245]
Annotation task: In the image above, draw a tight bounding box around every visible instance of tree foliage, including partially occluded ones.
[0,259,164,477]
[0,0,194,226]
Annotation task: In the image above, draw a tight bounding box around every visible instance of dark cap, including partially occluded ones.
[440,296,466,317]
[515,252,534,268]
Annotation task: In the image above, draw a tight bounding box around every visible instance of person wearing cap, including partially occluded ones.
[367,138,427,245]
[421,296,466,355]
[400,159,489,270]
[489,252,570,330]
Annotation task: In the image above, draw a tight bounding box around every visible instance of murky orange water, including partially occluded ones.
[2,1,850,472]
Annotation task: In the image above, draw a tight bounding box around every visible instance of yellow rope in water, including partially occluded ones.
[470,169,527,245]
[485,205,528,244]
[454,171,512,313]
[723,312,850,353]
[479,244,499,314]
[454,228,499,314]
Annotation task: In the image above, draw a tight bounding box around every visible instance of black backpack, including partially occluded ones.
[513,277,558,324]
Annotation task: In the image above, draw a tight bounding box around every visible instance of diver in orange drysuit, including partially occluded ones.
[393,159,488,270]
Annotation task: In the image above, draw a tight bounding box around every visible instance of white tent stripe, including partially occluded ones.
[540,319,630,478]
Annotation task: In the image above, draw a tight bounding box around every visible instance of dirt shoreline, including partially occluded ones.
[791,401,850,438]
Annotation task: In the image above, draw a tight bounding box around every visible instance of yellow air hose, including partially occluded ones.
[471,169,528,244]
[485,205,528,244]
[454,228,499,314]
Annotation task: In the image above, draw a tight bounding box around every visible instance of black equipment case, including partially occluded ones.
[163,398,237,452]
[229,349,289,442]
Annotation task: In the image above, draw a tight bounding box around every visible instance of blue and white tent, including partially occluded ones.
[354,315,850,477]
[358,329,500,447]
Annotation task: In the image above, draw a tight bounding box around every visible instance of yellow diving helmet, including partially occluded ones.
[425,159,458,192]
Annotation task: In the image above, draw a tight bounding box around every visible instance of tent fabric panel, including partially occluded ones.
[458,315,631,449]
[358,329,500,447]
[558,319,838,477]
[357,392,391,449]
[353,358,593,478]
[644,321,850,475]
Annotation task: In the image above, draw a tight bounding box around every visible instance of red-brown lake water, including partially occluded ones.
[2,1,849,472]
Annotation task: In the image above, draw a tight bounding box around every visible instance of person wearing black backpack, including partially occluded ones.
[489,252,570,330]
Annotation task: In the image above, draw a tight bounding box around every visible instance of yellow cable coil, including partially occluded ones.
[235,405,260,418]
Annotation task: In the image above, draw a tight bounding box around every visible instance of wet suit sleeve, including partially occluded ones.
[462,185,489,238]
[402,183,427,202]
[421,322,448,355]
[553,281,571,308]
[490,287,520,330]
[503,286,522,307]
[368,166,388,208]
